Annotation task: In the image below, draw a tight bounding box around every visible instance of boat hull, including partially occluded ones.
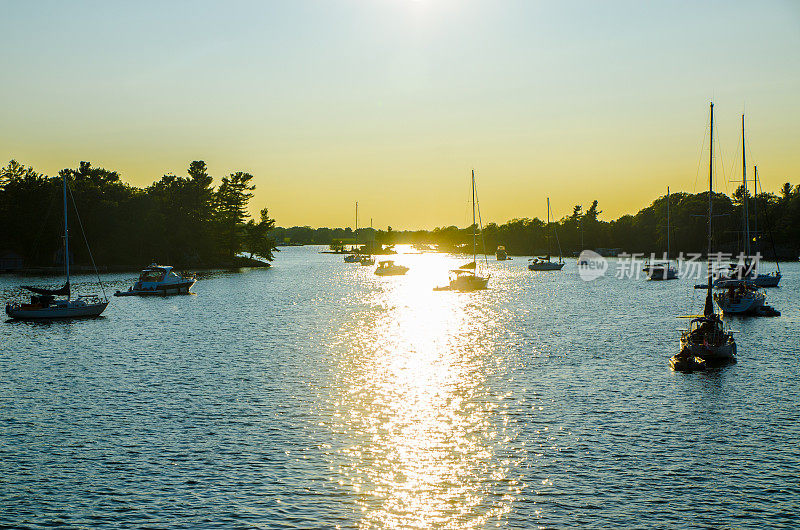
[6,301,108,320]
[450,276,489,291]
[115,280,195,297]
[713,290,765,315]
[528,262,564,271]
[644,266,678,280]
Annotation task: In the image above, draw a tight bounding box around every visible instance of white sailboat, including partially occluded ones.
[437,170,489,291]
[713,114,767,314]
[671,102,736,372]
[528,198,564,271]
[643,187,678,280]
[5,172,108,320]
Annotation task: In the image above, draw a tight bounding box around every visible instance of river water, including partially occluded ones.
[1,246,798,528]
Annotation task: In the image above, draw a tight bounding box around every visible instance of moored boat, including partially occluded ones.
[114,264,196,296]
[670,102,736,372]
[5,172,108,320]
[374,260,408,276]
[528,198,564,271]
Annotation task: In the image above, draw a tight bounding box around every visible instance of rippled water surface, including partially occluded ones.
[2,247,798,528]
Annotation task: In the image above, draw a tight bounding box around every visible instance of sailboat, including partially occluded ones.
[528,198,564,271]
[713,114,767,314]
[643,187,678,280]
[671,102,736,372]
[5,172,109,320]
[437,170,489,291]
[343,201,361,263]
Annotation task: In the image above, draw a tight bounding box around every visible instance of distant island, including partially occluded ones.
[273,186,800,260]
[0,160,277,272]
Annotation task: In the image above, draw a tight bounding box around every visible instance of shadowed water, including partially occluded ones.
[1,246,798,528]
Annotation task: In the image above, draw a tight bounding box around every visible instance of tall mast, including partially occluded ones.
[546,198,551,260]
[355,201,358,232]
[707,102,714,297]
[666,186,670,260]
[63,171,70,300]
[472,170,476,263]
[753,165,758,254]
[742,115,750,256]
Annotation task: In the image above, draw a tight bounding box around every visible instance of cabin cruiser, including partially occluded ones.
[115,264,196,296]
[374,260,408,276]
[495,246,509,260]
[343,254,360,263]
[359,255,375,266]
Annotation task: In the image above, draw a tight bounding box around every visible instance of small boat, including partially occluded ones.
[643,187,678,280]
[114,264,196,296]
[528,198,564,271]
[670,102,736,372]
[343,254,361,263]
[5,172,108,320]
[436,170,490,291]
[374,260,408,276]
[713,281,766,315]
[495,246,510,260]
[359,255,375,266]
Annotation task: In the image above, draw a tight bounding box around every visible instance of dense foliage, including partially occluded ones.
[275,185,800,259]
[0,160,277,269]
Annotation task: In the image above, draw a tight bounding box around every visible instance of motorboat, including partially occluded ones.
[5,172,108,320]
[495,246,510,260]
[359,255,375,266]
[374,260,408,276]
[343,254,361,263]
[114,264,196,296]
[528,198,564,271]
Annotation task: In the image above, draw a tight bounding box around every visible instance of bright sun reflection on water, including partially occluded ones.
[326,247,521,528]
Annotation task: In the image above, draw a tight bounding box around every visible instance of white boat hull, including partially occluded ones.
[714,290,766,314]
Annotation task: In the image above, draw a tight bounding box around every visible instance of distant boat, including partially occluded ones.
[374,260,408,276]
[528,198,564,271]
[643,186,678,280]
[436,170,489,291]
[712,114,770,314]
[495,246,510,260]
[359,255,375,266]
[671,102,736,372]
[5,172,108,320]
[714,120,781,288]
[114,263,196,296]
[343,254,360,263]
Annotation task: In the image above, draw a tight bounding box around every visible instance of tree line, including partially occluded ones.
[274,183,800,259]
[0,160,277,269]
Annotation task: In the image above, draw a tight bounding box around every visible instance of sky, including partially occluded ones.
[1,0,798,229]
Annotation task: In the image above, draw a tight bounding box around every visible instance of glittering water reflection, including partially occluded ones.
[326,251,522,528]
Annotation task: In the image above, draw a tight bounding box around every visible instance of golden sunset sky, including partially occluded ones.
[1,1,798,229]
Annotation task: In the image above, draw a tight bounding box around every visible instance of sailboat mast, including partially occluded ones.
[472,170,477,263]
[753,165,758,254]
[742,115,750,257]
[707,102,714,294]
[666,186,670,260]
[546,198,551,260]
[63,171,70,300]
